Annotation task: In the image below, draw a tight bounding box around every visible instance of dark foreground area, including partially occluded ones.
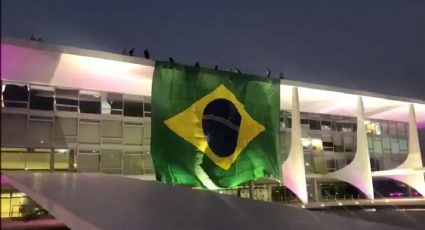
[329,209,425,229]
[1,218,69,230]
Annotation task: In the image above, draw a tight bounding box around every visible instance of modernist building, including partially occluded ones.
[1,37,425,209]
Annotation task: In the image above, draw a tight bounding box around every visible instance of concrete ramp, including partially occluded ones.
[3,172,406,230]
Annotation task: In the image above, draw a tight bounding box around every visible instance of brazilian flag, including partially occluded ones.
[151,62,280,189]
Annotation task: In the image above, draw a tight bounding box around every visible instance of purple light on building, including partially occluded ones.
[389,192,403,197]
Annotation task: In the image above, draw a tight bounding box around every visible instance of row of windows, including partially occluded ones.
[1,83,151,117]
[0,148,154,175]
[305,155,402,174]
[324,158,383,172]
[299,135,408,155]
[281,111,408,137]
[368,137,408,154]
[220,179,421,203]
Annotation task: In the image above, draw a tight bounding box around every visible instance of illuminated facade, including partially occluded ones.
[1,37,425,205]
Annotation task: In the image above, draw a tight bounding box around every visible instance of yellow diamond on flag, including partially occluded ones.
[164,84,265,170]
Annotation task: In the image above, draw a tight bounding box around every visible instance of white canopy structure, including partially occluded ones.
[2,37,425,126]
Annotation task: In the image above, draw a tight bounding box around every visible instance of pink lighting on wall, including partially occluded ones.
[281,84,425,127]
[52,53,153,96]
[1,43,154,96]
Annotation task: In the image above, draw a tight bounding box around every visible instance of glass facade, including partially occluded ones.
[1,81,153,176]
[1,182,43,219]
[277,109,415,202]
[0,80,421,203]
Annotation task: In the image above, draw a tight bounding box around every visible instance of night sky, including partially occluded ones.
[2,0,424,100]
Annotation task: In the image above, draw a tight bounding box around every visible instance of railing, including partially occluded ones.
[2,81,153,118]
[56,103,79,112]
[1,100,28,109]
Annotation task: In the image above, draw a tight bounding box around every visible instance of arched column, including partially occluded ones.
[385,104,425,197]
[282,87,308,204]
[328,96,374,200]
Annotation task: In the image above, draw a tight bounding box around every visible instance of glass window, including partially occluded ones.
[365,120,381,135]
[332,132,342,145]
[399,139,408,154]
[323,141,334,151]
[336,122,343,132]
[370,159,380,171]
[391,138,400,154]
[287,118,292,128]
[382,137,391,154]
[326,160,336,172]
[2,83,29,108]
[280,110,291,128]
[301,119,309,129]
[343,135,354,152]
[143,97,151,117]
[342,123,353,132]
[313,157,328,174]
[54,149,70,170]
[373,137,383,154]
[102,92,123,115]
[301,138,311,150]
[366,121,373,134]
[304,155,314,173]
[55,88,78,112]
[336,120,354,132]
[300,138,323,152]
[320,120,332,131]
[30,85,54,110]
[397,123,406,137]
[375,123,381,135]
[389,123,397,136]
[79,90,101,114]
[321,132,332,142]
[333,144,344,152]
[124,95,143,117]
[380,121,388,136]
[309,120,321,130]
[320,182,337,199]
[311,138,323,152]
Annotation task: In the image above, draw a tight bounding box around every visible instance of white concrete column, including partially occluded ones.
[282,87,308,204]
[328,96,374,200]
[386,104,425,197]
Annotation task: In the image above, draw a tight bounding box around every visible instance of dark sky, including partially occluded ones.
[2,0,425,100]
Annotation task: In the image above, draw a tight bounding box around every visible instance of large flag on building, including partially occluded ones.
[151,62,280,189]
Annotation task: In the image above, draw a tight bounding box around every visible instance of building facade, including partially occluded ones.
[1,37,425,206]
